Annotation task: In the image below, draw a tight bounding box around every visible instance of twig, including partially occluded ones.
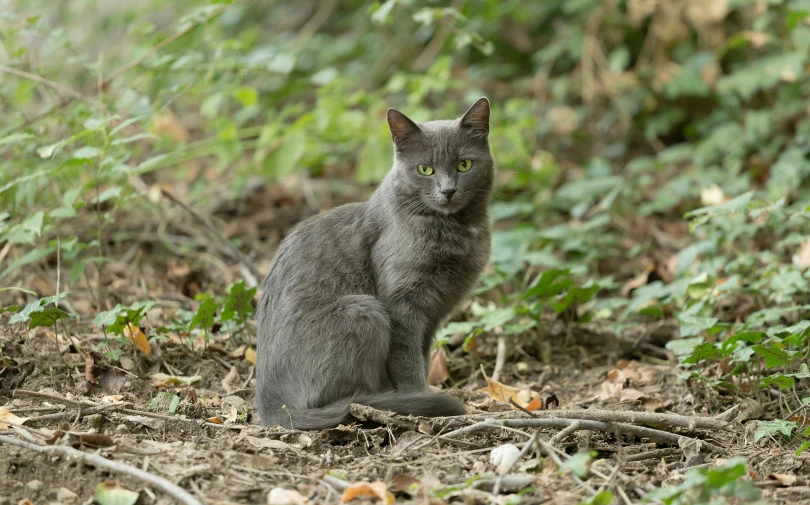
[537,438,598,495]
[549,420,581,447]
[472,474,535,493]
[440,417,725,454]
[433,408,730,432]
[0,64,83,99]
[26,402,125,423]
[507,396,537,418]
[291,0,341,51]
[160,189,262,281]
[412,0,467,71]
[348,403,421,431]
[0,434,201,505]
[625,448,682,463]
[14,389,98,407]
[491,336,507,382]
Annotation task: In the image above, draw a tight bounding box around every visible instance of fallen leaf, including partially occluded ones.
[207,416,224,424]
[479,378,542,411]
[149,373,202,388]
[544,393,559,410]
[245,436,298,453]
[85,352,99,384]
[268,487,308,505]
[76,433,114,448]
[620,388,647,403]
[342,481,394,505]
[230,345,247,359]
[222,366,240,394]
[0,406,28,429]
[390,475,421,496]
[599,381,623,402]
[95,481,139,505]
[101,395,123,404]
[428,347,449,386]
[490,444,522,474]
[700,184,726,206]
[124,323,152,357]
[245,347,257,364]
[769,474,797,486]
[282,433,312,449]
[123,415,165,430]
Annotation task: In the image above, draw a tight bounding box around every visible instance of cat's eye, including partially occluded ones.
[458,159,473,172]
[417,164,434,176]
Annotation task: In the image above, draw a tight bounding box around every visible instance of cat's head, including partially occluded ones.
[386,98,494,215]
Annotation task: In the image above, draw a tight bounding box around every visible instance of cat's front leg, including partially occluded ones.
[386,309,428,392]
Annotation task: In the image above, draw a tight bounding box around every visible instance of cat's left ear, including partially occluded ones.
[460,97,490,135]
[387,108,422,148]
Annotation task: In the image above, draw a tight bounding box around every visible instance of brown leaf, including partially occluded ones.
[84,352,99,384]
[543,393,559,410]
[268,487,308,505]
[479,378,542,411]
[620,388,647,403]
[78,433,114,448]
[390,475,421,496]
[342,481,395,505]
[0,407,28,429]
[620,264,654,297]
[769,474,797,486]
[245,436,297,453]
[149,373,202,388]
[124,323,152,357]
[230,345,247,359]
[428,347,449,386]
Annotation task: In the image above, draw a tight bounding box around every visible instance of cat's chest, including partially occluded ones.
[372,218,489,303]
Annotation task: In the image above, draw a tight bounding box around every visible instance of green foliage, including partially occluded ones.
[643,458,760,505]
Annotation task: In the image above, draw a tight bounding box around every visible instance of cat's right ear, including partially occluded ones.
[387,108,421,148]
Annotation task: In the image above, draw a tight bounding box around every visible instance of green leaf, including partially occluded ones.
[560,452,590,479]
[190,297,219,332]
[752,344,790,369]
[95,481,139,505]
[683,342,721,365]
[579,491,612,505]
[220,280,256,323]
[754,420,797,441]
[264,129,306,178]
[28,307,71,328]
[759,374,795,391]
[9,300,44,325]
[796,440,810,457]
[0,132,35,146]
[72,146,101,159]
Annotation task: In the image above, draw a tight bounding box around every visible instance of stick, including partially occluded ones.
[14,389,99,407]
[26,402,124,423]
[160,189,262,281]
[433,408,730,432]
[491,336,507,382]
[0,434,202,505]
[348,403,421,431]
[625,447,682,462]
[549,420,581,447]
[0,64,83,99]
[507,396,538,418]
[440,417,725,454]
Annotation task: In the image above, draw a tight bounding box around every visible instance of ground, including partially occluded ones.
[0,179,807,505]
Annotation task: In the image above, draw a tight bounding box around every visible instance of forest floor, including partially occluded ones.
[0,177,807,505]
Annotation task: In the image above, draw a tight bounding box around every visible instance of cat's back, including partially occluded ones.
[262,201,375,302]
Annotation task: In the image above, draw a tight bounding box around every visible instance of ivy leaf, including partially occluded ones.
[754,420,797,441]
[759,374,794,391]
[190,297,219,332]
[29,307,71,329]
[220,280,256,323]
[559,452,590,479]
[683,342,722,365]
[752,344,790,369]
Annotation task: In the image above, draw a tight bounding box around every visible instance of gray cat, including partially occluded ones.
[256,98,494,429]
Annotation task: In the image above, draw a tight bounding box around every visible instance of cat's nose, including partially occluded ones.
[441,188,456,201]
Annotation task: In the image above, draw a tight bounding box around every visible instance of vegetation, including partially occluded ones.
[3,0,810,503]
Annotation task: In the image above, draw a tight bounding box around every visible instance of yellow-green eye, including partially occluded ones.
[417,164,434,176]
[458,159,473,172]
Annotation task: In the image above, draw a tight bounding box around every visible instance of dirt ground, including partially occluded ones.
[1,180,808,505]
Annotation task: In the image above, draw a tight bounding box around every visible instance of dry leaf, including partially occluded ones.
[149,373,202,388]
[245,347,257,365]
[207,416,224,424]
[222,366,240,394]
[769,474,797,486]
[230,345,247,359]
[599,380,623,401]
[390,475,421,496]
[342,481,394,505]
[85,352,99,384]
[150,109,189,142]
[620,388,647,403]
[700,184,726,206]
[490,444,521,474]
[101,395,123,404]
[245,436,297,453]
[268,488,308,505]
[479,377,542,411]
[0,406,27,429]
[124,323,152,357]
[428,347,449,386]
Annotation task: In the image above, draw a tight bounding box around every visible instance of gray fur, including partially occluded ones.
[256,98,494,430]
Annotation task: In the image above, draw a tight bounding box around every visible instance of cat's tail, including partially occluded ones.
[262,391,466,431]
